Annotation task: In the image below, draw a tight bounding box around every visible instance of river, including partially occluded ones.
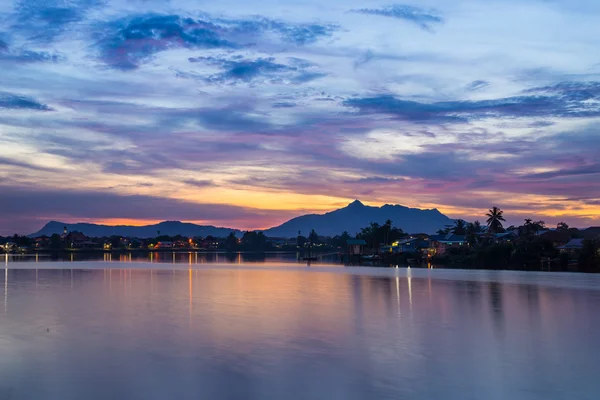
[1,260,599,399]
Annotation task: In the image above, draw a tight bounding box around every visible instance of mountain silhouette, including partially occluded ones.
[30,201,454,238]
[263,200,453,237]
[30,221,241,238]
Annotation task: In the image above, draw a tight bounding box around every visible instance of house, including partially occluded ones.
[429,233,467,256]
[538,230,571,248]
[347,239,366,255]
[156,241,174,249]
[557,239,584,253]
[383,237,429,254]
[34,235,50,248]
[65,231,96,249]
[494,231,518,243]
[2,241,17,252]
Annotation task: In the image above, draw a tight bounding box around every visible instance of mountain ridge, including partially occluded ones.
[263,200,452,237]
[29,200,455,238]
[30,220,243,239]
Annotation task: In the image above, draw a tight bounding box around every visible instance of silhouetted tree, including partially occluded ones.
[308,229,320,244]
[297,235,307,248]
[110,236,121,249]
[49,234,63,250]
[357,222,405,248]
[579,239,600,272]
[557,222,569,231]
[452,219,467,235]
[225,232,239,251]
[466,221,482,246]
[241,231,268,251]
[486,207,506,233]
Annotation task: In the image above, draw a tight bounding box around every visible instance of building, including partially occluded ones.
[557,238,584,254]
[538,230,571,248]
[65,231,96,249]
[2,242,17,252]
[347,239,366,255]
[494,231,518,243]
[428,233,467,256]
[383,238,429,254]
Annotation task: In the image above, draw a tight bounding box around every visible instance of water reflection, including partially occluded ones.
[1,268,599,399]
[4,251,311,265]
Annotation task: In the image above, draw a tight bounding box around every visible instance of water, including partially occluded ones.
[1,262,600,399]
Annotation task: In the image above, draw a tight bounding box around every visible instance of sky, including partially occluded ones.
[1,0,600,235]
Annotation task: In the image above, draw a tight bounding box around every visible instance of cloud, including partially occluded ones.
[0,35,64,64]
[524,81,600,102]
[96,14,237,70]
[96,13,337,70]
[466,80,489,91]
[221,16,338,45]
[521,163,600,180]
[272,102,296,108]
[0,92,52,110]
[352,4,443,31]
[0,48,64,64]
[182,179,216,188]
[343,83,600,122]
[188,56,326,85]
[13,0,103,41]
[354,49,375,69]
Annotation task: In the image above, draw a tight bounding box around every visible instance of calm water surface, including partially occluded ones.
[1,261,600,399]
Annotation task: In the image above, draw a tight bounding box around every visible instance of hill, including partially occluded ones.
[263,200,454,237]
[30,221,241,238]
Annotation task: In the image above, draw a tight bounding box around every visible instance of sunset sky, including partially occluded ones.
[1,0,600,235]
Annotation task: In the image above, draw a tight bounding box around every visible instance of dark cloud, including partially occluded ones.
[343,176,407,184]
[195,106,276,133]
[0,49,64,64]
[13,0,103,41]
[182,179,216,188]
[524,81,600,102]
[0,156,58,172]
[352,4,443,31]
[354,49,375,69]
[219,16,338,45]
[0,35,64,63]
[343,83,600,122]
[521,163,600,180]
[529,121,555,128]
[0,92,52,110]
[466,80,489,91]
[97,14,237,70]
[272,102,296,108]
[96,13,337,70]
[189,56,326,85]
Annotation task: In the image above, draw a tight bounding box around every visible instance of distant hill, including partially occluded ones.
[583,227,600,239]
[29,201,455,238]
[263,200,454,237]
[30,221,241,238]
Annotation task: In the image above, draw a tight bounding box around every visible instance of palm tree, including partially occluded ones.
[384,219,393,245]
[452,219,467,235]
[486,206,506,233]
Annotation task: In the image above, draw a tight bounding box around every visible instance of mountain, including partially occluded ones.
[30,221,241,238]
[29,201,454,238]
[263,200,454,237]
[583,227,600,239]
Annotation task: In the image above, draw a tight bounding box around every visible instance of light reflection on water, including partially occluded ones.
[3,252,309,265]
[1,265,600,399]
